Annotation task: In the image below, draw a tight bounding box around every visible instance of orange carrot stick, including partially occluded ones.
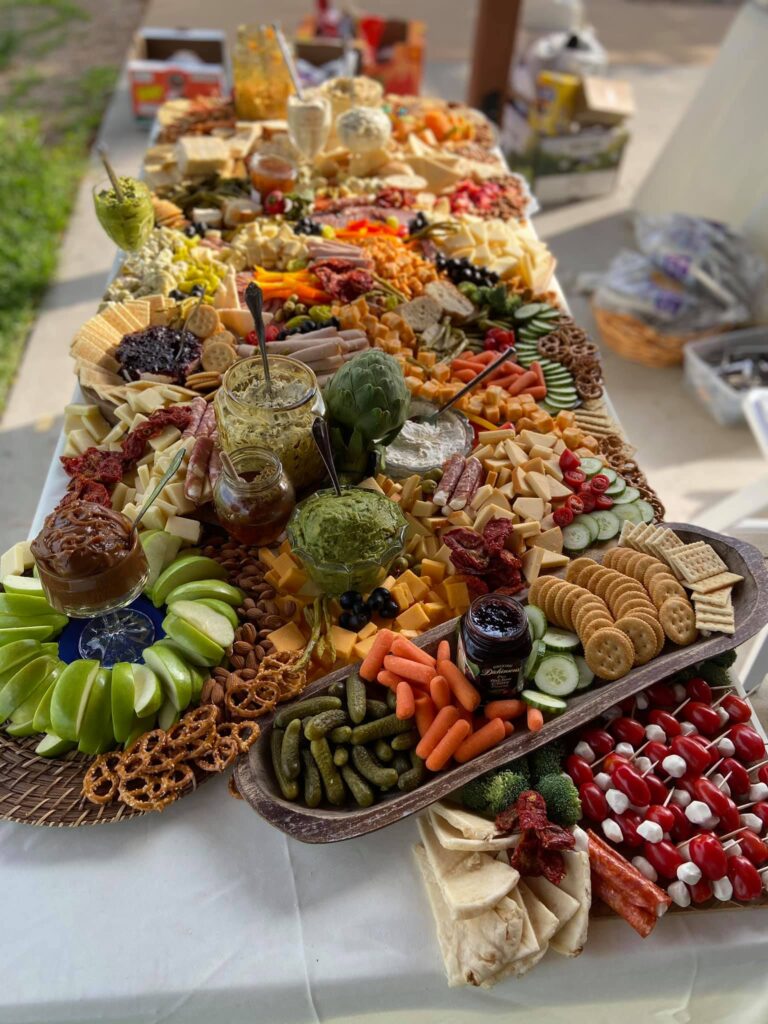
[484,699,526,721]
[383,655,434,687]
[455,368,477,383]
[360,629,393,681]
[395,681,416,720]
[454,718,506,763]
[530,360,545,388]
[377,669,404,690]
[429,674,452,710]
[391,635,436,668]
[473,350,497,365]
[526,385,547,400]
[437,658,481,712]
[437,640,451,662]
[451,358,484,372]
[506,370,539,397]
[414,695,436,738]
[426,720,472,772]
[527,706,544,732]
[503,721,515,736]
[415,706,460,760]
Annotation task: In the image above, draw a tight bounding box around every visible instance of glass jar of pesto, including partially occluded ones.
[215,355,326,492]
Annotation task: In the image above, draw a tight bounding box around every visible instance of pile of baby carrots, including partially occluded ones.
[359,630,543,774]
[449,350,547,400]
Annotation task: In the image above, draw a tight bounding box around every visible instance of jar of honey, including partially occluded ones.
[213,447,295,545]
[249,154,297,199]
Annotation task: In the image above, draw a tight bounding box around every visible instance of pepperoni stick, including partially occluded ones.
[591,875,657,938]
[448,457,483,511]
[184,434,213,502]
[587,830,671,916]
[198,402,216,436]
[433,454,465,508]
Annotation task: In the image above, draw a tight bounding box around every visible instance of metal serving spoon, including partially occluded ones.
[311,417,343,497]
[245,281,272,396]
[131,447,185,534]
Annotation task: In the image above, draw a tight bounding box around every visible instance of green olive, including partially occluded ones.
[273,308,284,322]
[423,468,443,483]
[420,478,437,495]
[393,556,410,573]
[411,563,422,576]
[283,301,296,314]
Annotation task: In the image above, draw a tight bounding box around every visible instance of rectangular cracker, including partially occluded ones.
[619,520,638,547]
[692,589,733,610]
[686,570,744,593]
[669,543,728,583]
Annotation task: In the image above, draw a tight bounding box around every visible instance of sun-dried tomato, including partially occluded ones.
[58,478,112,507]
[444,528,486,551]
[518,790,549,830]
[449,547,490,574]
[464,575,490,597]
[482,516,516,555]
[61,448,125,484]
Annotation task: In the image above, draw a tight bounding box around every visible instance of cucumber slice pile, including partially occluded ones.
[521,689,567,715]
[541,628,580,651]
[525,604,547,642]
[514,344,580,411]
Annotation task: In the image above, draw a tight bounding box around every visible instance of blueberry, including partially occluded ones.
[339,611,354,630]
[339,590,361,610]
[380,600,399,619]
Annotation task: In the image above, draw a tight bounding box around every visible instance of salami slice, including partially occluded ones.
[591,875,657,938]
[448,457,483,511]
[183,397,208,437]
[184,435,213,502]
[587,830,671,916]
[198,402,217,437]
[433,454,465,507]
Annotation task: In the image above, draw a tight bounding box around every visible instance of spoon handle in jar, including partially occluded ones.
[131,448,185,534]
[311,417,342,497]
[245,282,272,394]
[434,348,513,417]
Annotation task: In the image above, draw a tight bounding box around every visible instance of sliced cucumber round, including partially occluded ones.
[574,512,600,543]
[611,502,643,525]
[598,467,618,485]
[605,477,627,497]
[524,640,547,680]
[525,604,547,642]
[521,689,568,715]
[612,486,641,505]
[534,654,579,697]
[542,628,580,651]
[635,499,655,524]
[574,655,595,691]
[579,457,604,477]
[591,509,621,541]
[562,521,592,553]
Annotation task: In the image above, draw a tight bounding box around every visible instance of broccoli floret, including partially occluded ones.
[697,660,733,689]
[535,773,582,827]
[459,769,528,817]
[530,740,565,783]
[508,755,530,782]
[709,649,737,669]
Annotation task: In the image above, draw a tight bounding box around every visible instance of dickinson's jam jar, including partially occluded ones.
[456,594,532,702]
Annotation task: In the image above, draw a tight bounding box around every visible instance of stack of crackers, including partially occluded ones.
[573,402,624,440]
[618,522,742,636]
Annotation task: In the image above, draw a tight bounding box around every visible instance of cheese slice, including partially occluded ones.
[521,546,545,584]
[532,527,564,553]
[539,549,570,569]
[526,471,551,501]
[513,496,545,521]
[547,477,575,499]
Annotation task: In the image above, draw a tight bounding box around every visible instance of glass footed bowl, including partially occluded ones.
[287,487,408,597]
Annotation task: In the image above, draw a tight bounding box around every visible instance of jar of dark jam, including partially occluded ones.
[456,594,532,703]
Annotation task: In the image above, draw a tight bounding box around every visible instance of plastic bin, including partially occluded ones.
[684,327,768,426]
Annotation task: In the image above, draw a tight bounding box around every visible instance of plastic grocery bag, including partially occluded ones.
[523,27,608,84]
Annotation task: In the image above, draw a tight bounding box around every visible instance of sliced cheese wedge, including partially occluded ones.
[549,850,591,957]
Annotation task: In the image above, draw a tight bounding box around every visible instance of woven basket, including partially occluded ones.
[592,305,721,369]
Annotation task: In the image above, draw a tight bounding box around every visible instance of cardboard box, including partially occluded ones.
[128,28,228,119]
[575,76,635,127]
[503,103,630,205]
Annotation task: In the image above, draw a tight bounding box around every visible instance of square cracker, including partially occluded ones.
[687,571,744,593]
[669,542,728,583]
[693,588,732,610]
[619,521,638,547]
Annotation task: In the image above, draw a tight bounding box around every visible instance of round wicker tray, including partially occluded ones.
[592,304,722,369]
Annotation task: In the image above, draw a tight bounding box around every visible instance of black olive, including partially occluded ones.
[380,600,399,619]
[168,289,185,300]
[367,587,389,611]
[191,284,205,297]
[339,590,360,610]
[339,611,354,630]
[183,225,197,238]
[347,613,366,631]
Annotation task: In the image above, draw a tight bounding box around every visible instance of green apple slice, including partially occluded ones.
[188,664,207,702]
[2,575,44,596]
[143,644,192,712]
[0,613,68,634]
[132,663,163,718]
[111,662,141,744]
[122,716,155,750]
[33,673,57,731]
[195,598,239,629]
[162,613,225,667]
[10,662,62,725]
[157,698,180,730]
[0,639,44,677]
[149,555,227,608]
[35,732,75,757]
[0,625,56,645]
[0,594,57,616]
[168,600,235,648]
[165,579,244,607]
[49,659,100,742]
[140,530,183,591]
[0,655,58,721]
[78,668,114,755]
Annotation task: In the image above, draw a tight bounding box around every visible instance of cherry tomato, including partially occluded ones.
[689,833,728,880]
[648,710,681,738]
[727,855,763,902]
[615,810,644,848]
[689,877,713,904]
[694,777,732,817]
[685,678,713,703]
[565,754,593,788]
[644,740,670,765]
[559,449,581,472]
[670,736,711,774]
[720,757,751,797]
[553,505,574,528]
[564,469,586,489]
[717,795,741,833]
[643,839,683,879]
[581,728,615,757]
[730,725,766,764]
[752,802,768,829]
[721,695,751,724]
[645,773,669,804]
[668,803,691,842]
[738,830,768,867]
[577,490,596,513]
[579,782,608,821]
[613,763,651,807]
[589,473,610,493]
[611,717,646,747]
[682,702,721,737]
[645,683,677,708]
[604,752,631,774]
[566,494,585,515]
[759,764,768,787]
[645,804,676,832]
[595,494,615,510]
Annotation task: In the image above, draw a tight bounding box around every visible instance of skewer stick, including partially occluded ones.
[97,144,123,202]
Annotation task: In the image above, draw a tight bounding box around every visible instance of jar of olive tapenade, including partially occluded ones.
[456,594,532,703]
[214,355,325,493]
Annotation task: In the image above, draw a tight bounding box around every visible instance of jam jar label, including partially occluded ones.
[456,632,524,700]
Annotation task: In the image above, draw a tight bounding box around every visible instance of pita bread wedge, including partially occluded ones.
[522,874,580,932]
[418,817,519,919]
[504,888,540,961]
[549,851,591,958]
[430,801,506,843]
[517,881,560,949]
[428,807,519,852]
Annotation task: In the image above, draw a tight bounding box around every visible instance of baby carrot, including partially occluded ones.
[455,368,477,384]
[527,706,544,732]
[473,350,497,365]
[391,635,436,668]
[506,370,538,397]
[526,385,547,401]
[383,655,433,687]
[503,721,515,736]
[395,681,416,720]
[414,695,437,738]
[377,669,404,690]
[429,674,452,710]
[529,360,545,388]
[484,699,526,721]
[360,629,393,681]
[437,640,451,662]
[454,717,506,763]
[426,720,472,772]
[415,705,460,760]
[437,659,481,712]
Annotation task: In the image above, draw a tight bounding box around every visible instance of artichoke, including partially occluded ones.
[324,350,410,478]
